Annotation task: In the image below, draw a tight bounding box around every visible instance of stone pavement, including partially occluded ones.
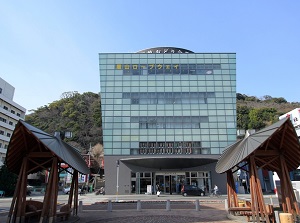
[0,193,258,223]
[70,201,246,223]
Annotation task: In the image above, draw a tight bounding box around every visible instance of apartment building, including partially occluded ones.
[0,77,26,166]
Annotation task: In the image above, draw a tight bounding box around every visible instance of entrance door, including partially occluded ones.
[155,173,185,195]
[164,175,170,193]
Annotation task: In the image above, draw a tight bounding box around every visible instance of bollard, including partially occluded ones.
[224,198,228,212]
[274,211,280,223]
[269,195,273,205]
[195,199,200,211]
[107,200,112,212]
[279,213,293,223]
[137,200,142,211]
[79,201,83,212]
[166,199,171,211]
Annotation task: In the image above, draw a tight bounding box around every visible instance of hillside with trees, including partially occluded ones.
[25,91,102,154]
[237,93,300,130]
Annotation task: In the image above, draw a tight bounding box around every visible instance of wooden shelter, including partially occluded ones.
[5,120,89,223]
[216,118,300,222]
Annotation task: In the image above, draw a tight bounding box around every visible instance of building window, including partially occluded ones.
[0,130,4,135]
[17,113,20,117]
[0,88,2,94]
[0,117,6,123]
[7,133,11,137]
[123,92,215,105]
[11,110,15,114]
[137,141,205,155]
[9,121,13,125]
[132,116,208,129]
[3,106,8,110]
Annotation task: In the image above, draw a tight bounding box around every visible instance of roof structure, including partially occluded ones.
[216,117,300,222]
[6,120,89,175]
[216,117,300,174]
[5,120,88,222]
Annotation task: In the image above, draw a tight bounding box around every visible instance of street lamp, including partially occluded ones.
[54,131,73,140]
[116,160,119,202]
[54,131,73,186]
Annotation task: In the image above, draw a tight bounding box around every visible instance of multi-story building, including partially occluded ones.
[99,47,236,195]
[279,108,300,138]
[0,77,26,166]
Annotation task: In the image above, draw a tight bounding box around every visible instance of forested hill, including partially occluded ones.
[237,93,300,130]
[25,91,102,153]
[25,91,300,152]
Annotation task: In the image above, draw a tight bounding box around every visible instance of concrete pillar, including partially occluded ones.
[224,199,228,211]
[137,200,142,211]
[107,200,112,212]
[274,211,280,223]
[269,195,273,205]
[195,199,200,211]
[166,199,171,211]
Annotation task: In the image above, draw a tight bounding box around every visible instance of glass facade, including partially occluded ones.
[99,52,236,157]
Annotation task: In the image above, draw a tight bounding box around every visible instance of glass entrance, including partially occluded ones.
[155,173,185,194]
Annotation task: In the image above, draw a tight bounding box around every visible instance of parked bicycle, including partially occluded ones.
[209,189,222,198]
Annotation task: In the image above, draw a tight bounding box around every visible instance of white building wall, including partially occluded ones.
[0,77,26,166]
[279,108,300,137]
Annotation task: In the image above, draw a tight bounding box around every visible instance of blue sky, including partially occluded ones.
[1,1,299,113]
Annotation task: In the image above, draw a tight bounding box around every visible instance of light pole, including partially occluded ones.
[87,143,91,189]
[54,131,73,187]
[243,171,248,193]
[116,160,119,202]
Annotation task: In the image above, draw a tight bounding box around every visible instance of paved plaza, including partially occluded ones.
[0,192,277,222]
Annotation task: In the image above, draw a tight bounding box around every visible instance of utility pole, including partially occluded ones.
[116,160,119,202]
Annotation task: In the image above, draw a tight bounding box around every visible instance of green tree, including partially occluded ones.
[248,108,266,130]
[0,162,18,196]
[237,105,250,130]
[236,93,246,101]
[272,97,287,104]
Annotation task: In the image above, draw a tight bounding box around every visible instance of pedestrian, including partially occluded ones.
[214,184,218,195]
[156,184,161,196]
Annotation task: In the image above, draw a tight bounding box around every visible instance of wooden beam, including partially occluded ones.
[250,156,270,223]
[6,159,25,223]
[28,152,53,158]
[254,150,280,156]
[27,157,53,173]
[255,156,279,170]
[16,157,28,223]
[279,155,300,216]
[279,124,288,149]
[49,157,59,223]
[20,126,29,151]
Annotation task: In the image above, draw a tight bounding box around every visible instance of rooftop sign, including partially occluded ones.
[137,47,194,54]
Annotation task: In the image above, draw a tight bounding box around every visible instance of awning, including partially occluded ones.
[121,156,219,169]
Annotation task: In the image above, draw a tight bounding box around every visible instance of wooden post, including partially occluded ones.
[40,157,55,223]
[16,157,28,223]
[6,159,25,223]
